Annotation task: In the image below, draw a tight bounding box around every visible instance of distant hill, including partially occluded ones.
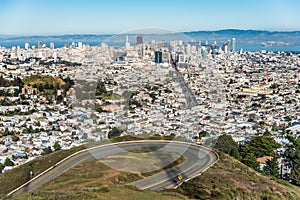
[183,29,300,45]
[1,29,300,48]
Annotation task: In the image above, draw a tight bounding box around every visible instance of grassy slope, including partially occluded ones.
[1,138,299,200]
[0,146,85,198]
[22,74,64,86]
[175,151,300,200]
[9,160,186,200]
[0,136,175,198]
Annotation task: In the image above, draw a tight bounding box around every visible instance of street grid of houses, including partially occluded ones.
[0,39,299,177]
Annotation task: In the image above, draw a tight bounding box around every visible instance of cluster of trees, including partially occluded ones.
[0,98,16,106]
[41,142,61,155]
[22,125,44,134]
[31,76,73,95]
[61,76,75,93]
[0,76,23,87]
[214,135,240,160]
[107,127,123,139]
[215,134,280,177]
[95,81,108,97]
[0,89,20,97]
[0,158,15,172]
[0,128,20,138]
[284,136,300,186]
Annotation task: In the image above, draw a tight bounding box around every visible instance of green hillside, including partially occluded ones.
[176,152,300,200]
[5,151,299,200]
[22,74,65,88]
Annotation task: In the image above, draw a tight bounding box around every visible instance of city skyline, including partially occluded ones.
[0,0,300,35]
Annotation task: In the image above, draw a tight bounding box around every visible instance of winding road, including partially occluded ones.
[7,140,218,197]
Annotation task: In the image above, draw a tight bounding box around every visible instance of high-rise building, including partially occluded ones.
[38,41,42,49]
[224,45,228,53]
[53,52,57,62]
[232,38,236,52]
[162,51,171,63]
[78,42,83,49]
[50,42,55,49]
[137,36,143,45]
[185,44,191,54]
[227,40,231,51]
[125,35,130,50]
[11,46,17,57]
[141,44,145,57]
[155,51,162,63]
[24,43,30,50]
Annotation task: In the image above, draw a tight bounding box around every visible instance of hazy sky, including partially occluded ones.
[0,0,299,35]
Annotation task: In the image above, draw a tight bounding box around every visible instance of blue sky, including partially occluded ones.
[0,0,300,35]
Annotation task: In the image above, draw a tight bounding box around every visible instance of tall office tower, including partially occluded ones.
[155,51,162,63]
[162,51,171,63]
[141,44,146,57]
[137,36,143,45]
[231,38,236,52]
[224,45,228,53]
[227,40,231,51]
[185,44,191,54]
[11,46,17,57]
[178,40,183,46]
[50,42,55,49]
[37,42,41,49]
[125,35,130,50]
[53,52,57,62]
[78,42,83,49]
[24,43,30,50]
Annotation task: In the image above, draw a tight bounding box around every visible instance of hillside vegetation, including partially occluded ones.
[22,74,65,88]
[176,152,299,200]
[5,150,299,200]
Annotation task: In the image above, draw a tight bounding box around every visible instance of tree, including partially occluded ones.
[0,163,5,172]
[36,121,41,127]
[241,136,280,158]
[230,147,241,160]
[62,76,74,92]
[41,146,53,155]
[53,141,61,151]
[108,127,123,139]
[3,128,10,136]
[81,132,88,140]
[263,157,279,177]
[95,81,107,96]
[56,95,63,103]
[37,84,44,92]
[242,152,260,171]
[215,134,240,160]
[285,138,300,185]
[4,157,14,166]
[198,131,207,138]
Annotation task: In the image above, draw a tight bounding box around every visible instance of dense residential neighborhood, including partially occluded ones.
[0,38,299,185]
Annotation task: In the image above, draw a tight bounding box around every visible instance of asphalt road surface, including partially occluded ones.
[9,140,218,196]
